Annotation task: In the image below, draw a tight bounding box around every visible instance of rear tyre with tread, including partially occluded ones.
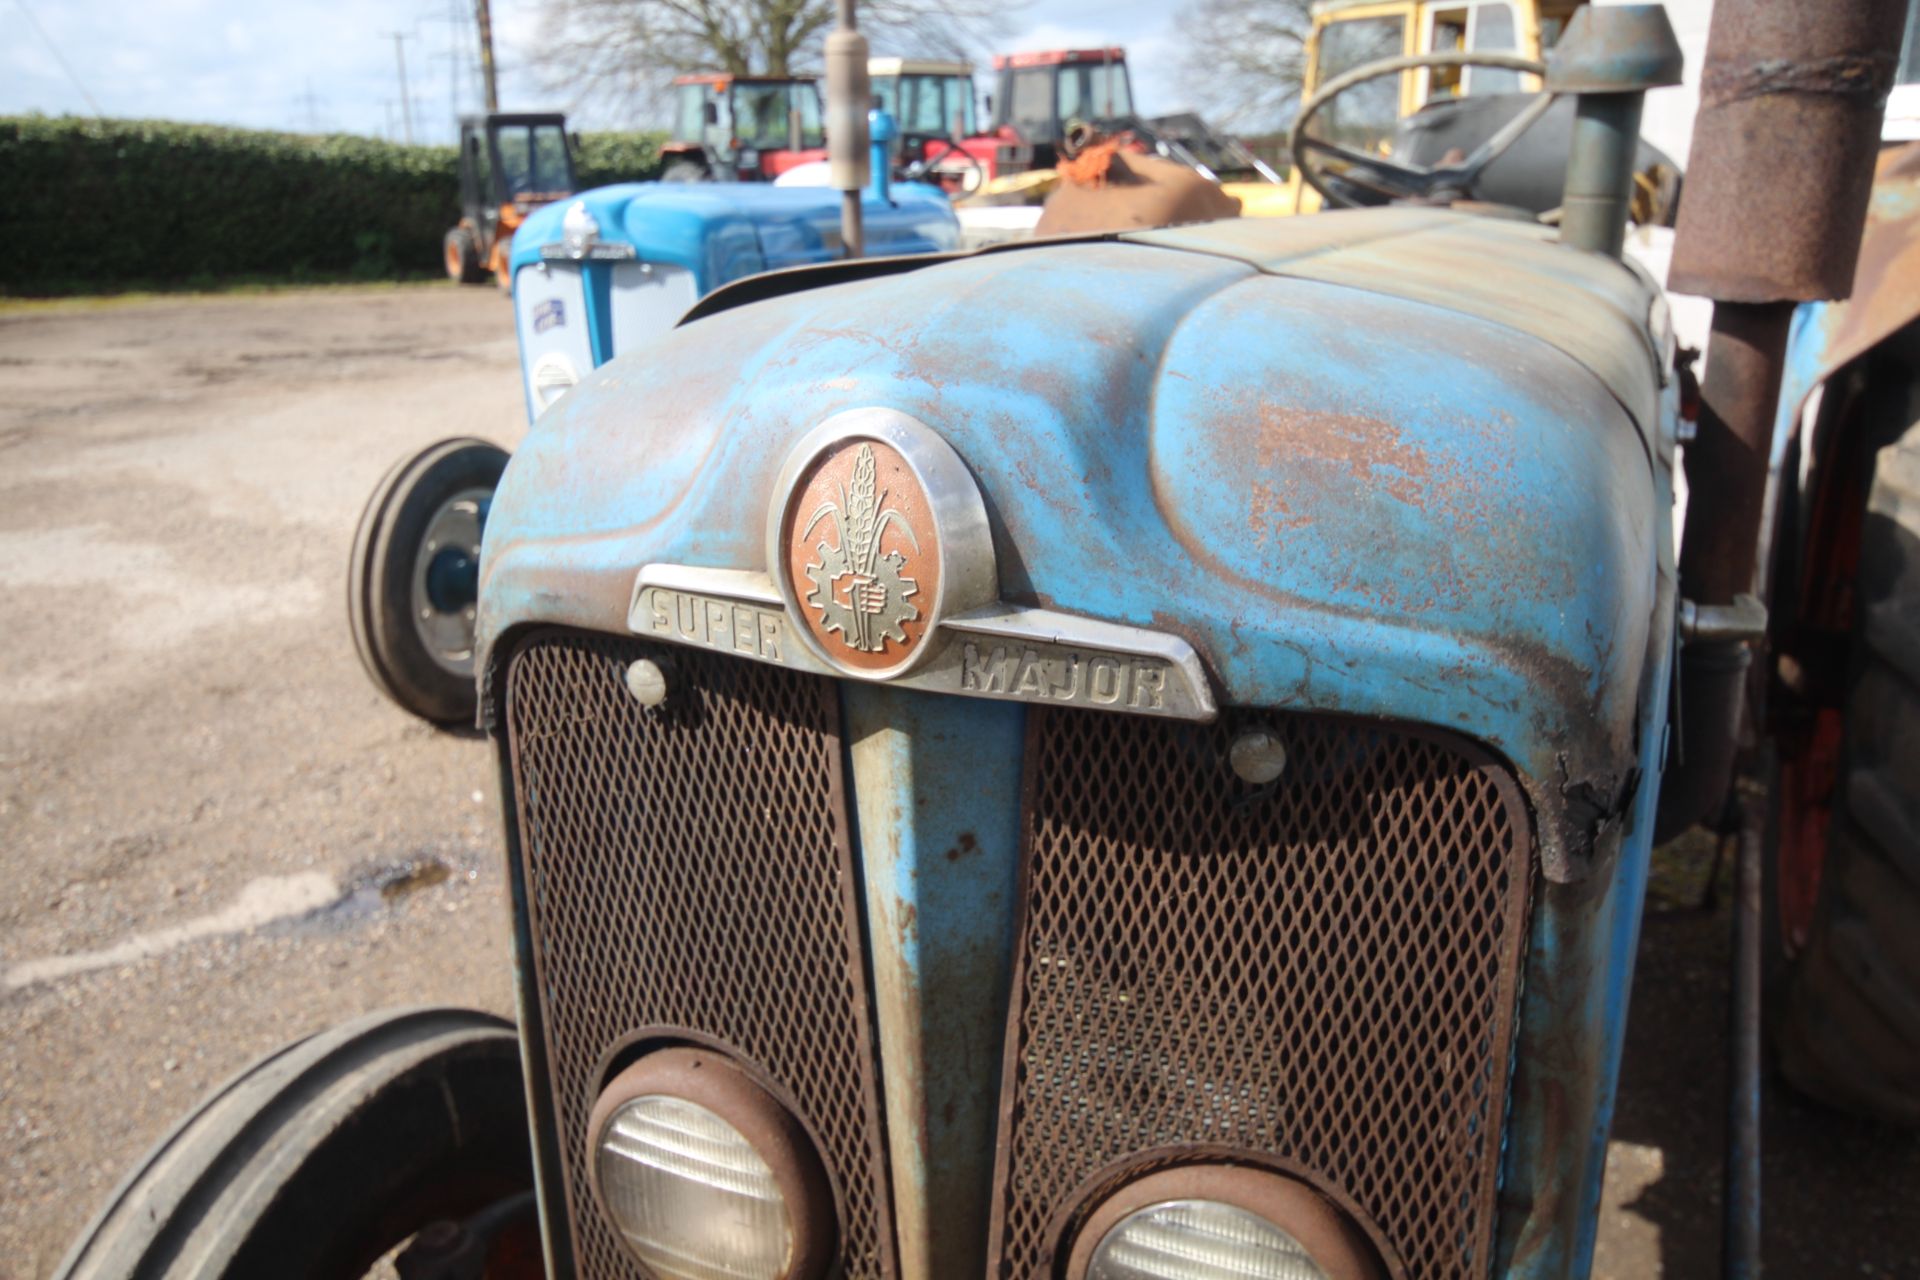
[1777,410,1920,1125]
[52,1007,531,1280]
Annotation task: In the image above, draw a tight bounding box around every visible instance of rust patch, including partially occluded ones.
[944,832,979,862]
[1252,406,1434,509]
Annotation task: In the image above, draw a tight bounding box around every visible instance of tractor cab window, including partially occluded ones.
[1425,4,1521,97]
[899,74,975,138]
[1316,15,1409,154]
[945,76,977,135]
[1008,67,1055,139]
[673,84,710,143]
[731,83,823,150]
[494,123,572,198]
[1057,61,1132,123]
[463,127,492,204]
[797,84,824,147]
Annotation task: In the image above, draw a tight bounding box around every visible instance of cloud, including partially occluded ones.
[0,0,1213,137]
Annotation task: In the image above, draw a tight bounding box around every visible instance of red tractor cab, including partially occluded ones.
[983,48,1280,187]
[662,74,828,182]
[868,58,999,194]
[989,47,1136,173]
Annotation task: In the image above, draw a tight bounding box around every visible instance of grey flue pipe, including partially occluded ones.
[827,0,871,258]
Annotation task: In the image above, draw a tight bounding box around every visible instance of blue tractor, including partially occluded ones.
[58,3,1920,1279]
[347,178,958,724]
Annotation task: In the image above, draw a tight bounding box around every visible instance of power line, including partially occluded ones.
[13,0,102,117]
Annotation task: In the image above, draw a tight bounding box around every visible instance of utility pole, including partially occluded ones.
[474,0,500,112]
[447,0,461,133]
[384,32,415,144]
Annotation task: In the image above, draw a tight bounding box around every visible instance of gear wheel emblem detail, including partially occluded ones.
[798,443,922,653]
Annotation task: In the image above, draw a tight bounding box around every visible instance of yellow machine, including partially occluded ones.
[1255,0,1587,214]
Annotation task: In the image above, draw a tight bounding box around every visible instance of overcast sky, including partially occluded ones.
[4,0,1198,142]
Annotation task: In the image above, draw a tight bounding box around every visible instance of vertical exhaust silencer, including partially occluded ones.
[1658,0,1905,843]
[826,0,871,258]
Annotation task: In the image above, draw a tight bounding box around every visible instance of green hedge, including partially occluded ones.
[0,116,667,294]
[576,131,666,190]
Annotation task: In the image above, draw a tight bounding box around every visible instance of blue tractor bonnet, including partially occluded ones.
[509,180,961,290]
[478,205,1676,888]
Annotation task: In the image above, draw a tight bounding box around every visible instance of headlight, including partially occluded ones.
[561,199,601,258]
[1088,1201,1326,1280]
[1067,1168,1382,1280]
[587,1048,833,1280]
[529,352,579,414]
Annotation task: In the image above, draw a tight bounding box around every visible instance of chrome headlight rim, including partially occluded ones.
[585,1045,836,1280]
[1064,1164,1387,1280]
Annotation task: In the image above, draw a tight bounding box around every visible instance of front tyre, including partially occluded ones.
[1776,406,1920,1125]
[443,226,487,284]
[52,1007,532,1280]
[349,438,509,725]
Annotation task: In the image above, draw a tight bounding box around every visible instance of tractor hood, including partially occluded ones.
[478,207,1674,880]
[510,181,960,292]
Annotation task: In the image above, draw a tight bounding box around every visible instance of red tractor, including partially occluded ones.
[984,48,1280,186]
[660,74,829,182]
[868,57,999,194]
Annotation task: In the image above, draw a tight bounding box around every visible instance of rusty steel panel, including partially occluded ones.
[1668,0,1907,302]
[987,706,1534,1280]
[504,630,896,1280]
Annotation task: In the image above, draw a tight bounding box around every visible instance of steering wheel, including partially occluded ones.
[1289,50,1550,209]
[905,138,986,194]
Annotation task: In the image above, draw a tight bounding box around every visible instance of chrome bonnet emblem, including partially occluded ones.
[626,407,1217,719]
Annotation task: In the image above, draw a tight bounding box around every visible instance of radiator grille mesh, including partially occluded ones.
[505,630,893,1280]
[989,707,1532,1280]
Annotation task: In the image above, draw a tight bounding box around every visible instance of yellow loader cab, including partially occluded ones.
[1254,0,1588,216]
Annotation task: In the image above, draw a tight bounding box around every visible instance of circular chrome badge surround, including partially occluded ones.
[767,409,996,680]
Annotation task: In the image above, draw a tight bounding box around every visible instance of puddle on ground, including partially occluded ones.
[6,852,477,989]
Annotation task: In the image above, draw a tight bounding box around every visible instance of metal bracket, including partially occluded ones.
[1678,593,1768,644]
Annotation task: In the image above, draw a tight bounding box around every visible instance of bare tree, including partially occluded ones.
[1174,0,1313,132]
[534,0,1014,121]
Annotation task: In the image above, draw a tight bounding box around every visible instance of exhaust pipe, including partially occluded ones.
[826,0,871,258]
[1544,5,1682,259]
[1659,0,1904,838]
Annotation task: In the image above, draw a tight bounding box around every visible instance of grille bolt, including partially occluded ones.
[625,658,670,708]
[1229,728,1287,784]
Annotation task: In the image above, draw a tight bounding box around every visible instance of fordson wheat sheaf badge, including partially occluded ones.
[627,408,1217,719]
[788,439,936,670]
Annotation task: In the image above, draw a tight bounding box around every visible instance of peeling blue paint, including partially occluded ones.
[842,686,1025,1280]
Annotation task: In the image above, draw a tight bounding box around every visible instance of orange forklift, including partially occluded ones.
[444,112,578,288]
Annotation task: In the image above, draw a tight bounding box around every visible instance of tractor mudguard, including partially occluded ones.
[1776,143,1920,437]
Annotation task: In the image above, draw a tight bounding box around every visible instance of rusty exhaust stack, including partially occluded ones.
[1660,6,1903,1278]
[1658,0,1903,839]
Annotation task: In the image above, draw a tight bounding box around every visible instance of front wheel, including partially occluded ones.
[53,1007,534,1280]
[443,226,487,284]
[349,438,510,725]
